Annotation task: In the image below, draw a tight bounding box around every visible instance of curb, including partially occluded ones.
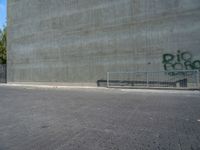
[0,83,106,90]
[0,84,199,94]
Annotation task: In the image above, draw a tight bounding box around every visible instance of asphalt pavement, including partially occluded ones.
[0,86,199,150]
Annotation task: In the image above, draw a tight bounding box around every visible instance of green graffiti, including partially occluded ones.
[163,54,174,63]
[193,60,200,69]
[162,50,200,76]
[181,52,192,61]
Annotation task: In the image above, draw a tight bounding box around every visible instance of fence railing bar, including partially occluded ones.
[107,72,110,88]
[108,70,198,74]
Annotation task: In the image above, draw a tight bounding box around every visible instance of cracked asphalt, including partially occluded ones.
[0,86,200,150]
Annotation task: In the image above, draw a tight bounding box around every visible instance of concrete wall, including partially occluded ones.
[7,0,200,84]
[0,64,6,83]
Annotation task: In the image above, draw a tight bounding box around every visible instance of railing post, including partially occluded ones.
[197,70,200,89]
[107,72,110,88]
[147,72,149,87]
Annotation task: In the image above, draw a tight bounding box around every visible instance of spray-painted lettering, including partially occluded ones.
[162,50,200,75]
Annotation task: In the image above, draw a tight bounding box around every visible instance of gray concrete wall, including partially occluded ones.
[0,64,6,83]
[7,0,200,84]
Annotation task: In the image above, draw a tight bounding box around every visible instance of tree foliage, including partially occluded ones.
[0,26,7,64]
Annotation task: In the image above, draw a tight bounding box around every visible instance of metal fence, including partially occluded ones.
[0,64,6,83]
[107,70,200,89]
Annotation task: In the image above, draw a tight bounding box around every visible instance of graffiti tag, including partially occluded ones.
[162,50,200,75]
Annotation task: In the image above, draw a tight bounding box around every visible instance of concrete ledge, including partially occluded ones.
[1,82,103,90]
[7,82,98,86]
[0,83,199,95]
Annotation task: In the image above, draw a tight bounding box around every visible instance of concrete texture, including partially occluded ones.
[7,0,200,84]
[0,86,200,150]
[0,64,6,83]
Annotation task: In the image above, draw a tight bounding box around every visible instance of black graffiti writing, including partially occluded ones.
[162,50,200,76]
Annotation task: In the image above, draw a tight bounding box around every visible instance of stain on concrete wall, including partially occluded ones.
[7,0,200,84]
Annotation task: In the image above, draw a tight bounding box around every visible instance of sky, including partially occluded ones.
[0,0,6,30]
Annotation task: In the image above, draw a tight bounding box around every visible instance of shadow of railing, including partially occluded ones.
[97,79,188,88]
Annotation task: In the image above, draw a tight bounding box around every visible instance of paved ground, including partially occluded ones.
[0,86,200,150]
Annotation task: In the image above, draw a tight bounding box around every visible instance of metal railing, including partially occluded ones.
[0,64,6,83]
[107,70,200,89]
